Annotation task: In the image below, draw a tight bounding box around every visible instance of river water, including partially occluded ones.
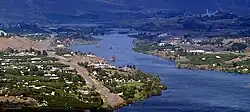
[70,34,250,112]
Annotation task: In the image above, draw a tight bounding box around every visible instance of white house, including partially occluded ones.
[188,50,205,53]
[0,30,8,37]
[56,44,65,48]
[215,56,221,59]
[63,54,72,57]
[49,77,59,80]
[158,43,166,46]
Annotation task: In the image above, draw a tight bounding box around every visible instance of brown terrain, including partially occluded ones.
[0,36,52,51]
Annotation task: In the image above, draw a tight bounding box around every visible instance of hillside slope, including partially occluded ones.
[0,0,249,22]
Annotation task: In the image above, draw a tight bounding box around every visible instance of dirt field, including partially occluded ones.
[0,36,52,51]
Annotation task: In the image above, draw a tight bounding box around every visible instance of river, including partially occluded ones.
[70,34,250,112]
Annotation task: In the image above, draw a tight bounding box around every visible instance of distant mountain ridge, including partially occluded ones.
[0,0,249,22]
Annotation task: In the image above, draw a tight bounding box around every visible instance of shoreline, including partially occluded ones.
[72,38,101,45]
[176,63,250,75]
[68,42,167,111]
[0,35,167,111]
[133,49,250,75]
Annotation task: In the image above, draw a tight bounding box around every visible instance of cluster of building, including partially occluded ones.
[156,32,250,54]
[0,50,103,106]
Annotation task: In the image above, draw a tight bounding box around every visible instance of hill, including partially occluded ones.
[0,0,249,23]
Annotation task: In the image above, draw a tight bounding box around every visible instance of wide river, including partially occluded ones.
[70,34,250,112]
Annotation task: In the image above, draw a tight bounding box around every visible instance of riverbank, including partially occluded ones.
[86,65,167,107]
[49,37,168,110]
[8,34,168,110]
[71,53,167,110]
[70,33,250,112]
[133,40,250,75]
[72,38,100,45]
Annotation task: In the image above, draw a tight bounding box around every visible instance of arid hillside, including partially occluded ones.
[0,37,51,51]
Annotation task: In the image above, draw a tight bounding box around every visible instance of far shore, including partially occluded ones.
[133,48,250,75]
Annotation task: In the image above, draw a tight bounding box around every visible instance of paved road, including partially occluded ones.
[48,52,124,107]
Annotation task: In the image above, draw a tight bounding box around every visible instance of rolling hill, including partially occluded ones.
[0,0,249,23]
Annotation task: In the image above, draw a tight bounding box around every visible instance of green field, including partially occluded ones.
[184,53,243,65]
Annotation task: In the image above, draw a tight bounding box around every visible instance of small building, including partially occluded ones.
[63,54,72,57]
[215,56,221,59]
[49,77,59,80]
[158,43,166,46]
[188,50,205,53]
[0,30,8,37]
[56,44,65,48]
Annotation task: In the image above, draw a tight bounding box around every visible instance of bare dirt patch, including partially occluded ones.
[0,37,52,51]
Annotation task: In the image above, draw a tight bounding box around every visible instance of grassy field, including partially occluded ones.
[184,53,243,65]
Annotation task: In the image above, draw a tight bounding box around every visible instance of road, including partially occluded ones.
[48,52,124,108]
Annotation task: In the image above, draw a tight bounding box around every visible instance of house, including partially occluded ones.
[215,56,221,59]
[51,91,55,96]
[87,54,96,57]
[65,80,73,84]
[49,77,59,80]
[158,43,166,46]
[63,54,72,57]
[31,57,41,61]
[158,32,172,37]
[44,74,52,77]
[188,50,205,53]
[78,90,90,95]
[93,71,98,75]
[0,30,8,36]
[50,67,59,72]
[56,44,65,48]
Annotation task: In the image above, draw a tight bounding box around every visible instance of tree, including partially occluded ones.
[36,70,44,76]
[29,64,38,72]
[91,85,97,91]
[29,47,35,53]
[14,50,19,54]
[132,65,136,69]
[72,75,80,82]
[6,69,20,75]
[231,43,247,52]
[232,63,238,67]
[83,62,89,68]
[114,71,119,76]
[77,62,84,66]
[58,75,65,82]
[42,50,48,56]
[5,47,14,53]
[36,50,41,55]
[24,49,29,52]
[23,70,30,75]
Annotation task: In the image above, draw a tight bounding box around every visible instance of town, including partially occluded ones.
[132,31,250,74]
[0,47,103,110]
[0,26,167,111]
